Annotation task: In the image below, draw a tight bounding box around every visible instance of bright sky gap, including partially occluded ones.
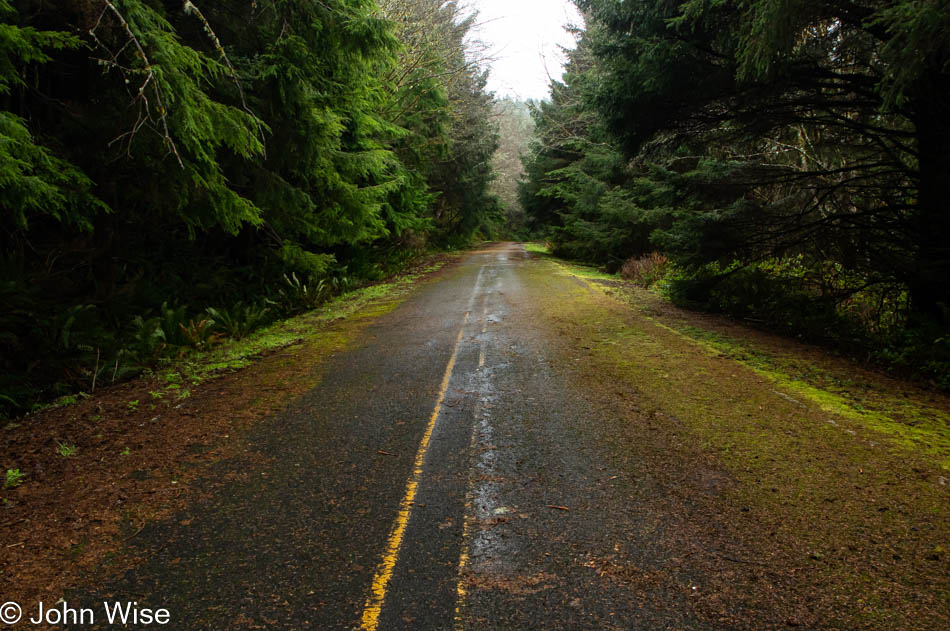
[468,0,582,101]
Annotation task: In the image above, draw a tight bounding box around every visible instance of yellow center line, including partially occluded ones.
[359,311,471,631]
[454,401,479,630]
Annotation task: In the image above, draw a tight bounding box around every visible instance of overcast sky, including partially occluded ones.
[468,0,582,101]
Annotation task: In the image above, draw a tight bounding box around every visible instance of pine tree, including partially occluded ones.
[578,0,949,325]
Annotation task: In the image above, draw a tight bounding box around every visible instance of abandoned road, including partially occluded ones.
[68,242,950,630]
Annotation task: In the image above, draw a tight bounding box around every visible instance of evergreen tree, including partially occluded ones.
[491,98,534,237]
[520,0,950,381]
[579,0,949,325]
[0,0,503,415]
[0,0,104,234]
[520,24,663,267]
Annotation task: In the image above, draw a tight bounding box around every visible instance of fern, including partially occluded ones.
[206,303,270,340]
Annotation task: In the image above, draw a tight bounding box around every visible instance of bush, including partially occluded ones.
[206,303,271,340]
[620,252,668,288]
[665,260,867,345]
[276,273,328,315]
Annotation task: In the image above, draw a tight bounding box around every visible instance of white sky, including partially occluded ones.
[468,0,582,101]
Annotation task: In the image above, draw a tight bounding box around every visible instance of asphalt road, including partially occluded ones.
[77,243,717,630]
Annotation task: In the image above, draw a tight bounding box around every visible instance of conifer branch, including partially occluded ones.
[90,0,183,167]
[182,0,265,157]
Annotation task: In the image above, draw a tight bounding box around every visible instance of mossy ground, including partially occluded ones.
[526,255,950,629]
[670,325,950,468]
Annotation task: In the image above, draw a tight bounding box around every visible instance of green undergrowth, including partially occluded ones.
[524,242,551,256]
[39,261,450,412]
[169,262,447,384]
[547,255,618,282]
[671,326,950,469]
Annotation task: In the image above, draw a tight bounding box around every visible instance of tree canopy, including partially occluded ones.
[522,0,950,385]
[0,0,502,416]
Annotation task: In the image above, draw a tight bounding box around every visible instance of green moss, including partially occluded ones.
[524,242,550,255]
[545,257,618,282]
[774,375,950,467]
[557,262,950,469]
[650,324,950,468]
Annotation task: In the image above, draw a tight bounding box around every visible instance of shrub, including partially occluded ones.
[178,319,221,350]
[4,468,25,489]
[620,252,668,288]
[277,273,328,314]
[663,258,950,389]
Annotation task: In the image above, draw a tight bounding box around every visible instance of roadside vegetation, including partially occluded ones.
[0,0,503,419]
[520,0,950,389]
[532,242,950,469]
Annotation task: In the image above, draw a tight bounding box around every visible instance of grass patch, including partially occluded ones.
[544,251,950,468]
[667,326,950,469]
[545,256,619,282]
[524,242,551,256]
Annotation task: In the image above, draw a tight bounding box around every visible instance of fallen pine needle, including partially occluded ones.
[376,449,396,456]
[124,522,147,541]
[717,555,770,567]
[547,505,570,511]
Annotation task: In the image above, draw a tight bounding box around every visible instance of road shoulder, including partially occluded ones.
[522,254,950,629]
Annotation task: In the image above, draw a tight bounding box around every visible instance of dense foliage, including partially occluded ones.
[0,0,500,416]
[522,0,950,386]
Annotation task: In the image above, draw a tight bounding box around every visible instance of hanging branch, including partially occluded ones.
[90,0,264,165]
[90,0,184,167]
[182,0,265,156]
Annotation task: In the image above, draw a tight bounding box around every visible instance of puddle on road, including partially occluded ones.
[459,279,524,581]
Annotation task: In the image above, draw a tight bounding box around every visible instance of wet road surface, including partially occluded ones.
[77,243,716,630]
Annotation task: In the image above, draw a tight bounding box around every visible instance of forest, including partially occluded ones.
[0,0,506,416]
[520,0,950,388]
[3,0,949,418]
